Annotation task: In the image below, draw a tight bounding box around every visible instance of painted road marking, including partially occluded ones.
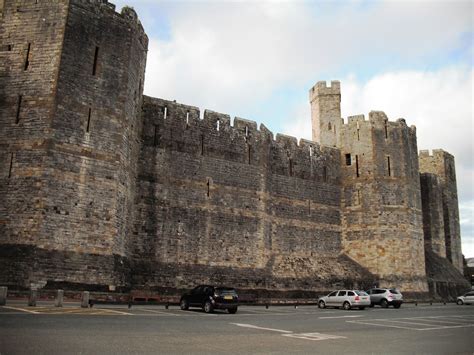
[319,315,364,319]
[282,332,346,341]
[2,306,39,314]
[231,323,293,333]
[230,323,345,342]
[348,315,474,331]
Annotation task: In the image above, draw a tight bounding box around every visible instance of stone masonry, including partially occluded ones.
[0,0,468,298]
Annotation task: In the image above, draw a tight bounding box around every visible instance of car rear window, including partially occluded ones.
[389,289,400,294]
[215,288,237,296]
[355,291,368,296]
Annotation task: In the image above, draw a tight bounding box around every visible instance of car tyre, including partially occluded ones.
[318,300,326,309]
[380,299,389,308]
[204,301,214,313]
[457,299,464,305]
[343,301,351,311]
[180,299,189,310]
[228,307,238,314]
[369,302,374,308]
[393,304,401,309]
[359,306,365,310]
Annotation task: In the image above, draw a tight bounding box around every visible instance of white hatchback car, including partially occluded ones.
[457,291,474,305]
[318,290,371,310]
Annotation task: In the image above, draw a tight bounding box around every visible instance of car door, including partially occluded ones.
[326,291,338,306]
[336,290,347,307]
[188,286,204,306]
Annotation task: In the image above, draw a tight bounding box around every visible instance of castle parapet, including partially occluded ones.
[309,80,341,102]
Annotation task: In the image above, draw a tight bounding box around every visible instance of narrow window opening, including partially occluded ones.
[328,122,331,131]
[245,126,248,137]
[345,153,351,166]
[8,153,14,178]
[200,135,204,155]
[384,120,388,139]
[357,189,361,205]
[153,125,158,146]
[309,146,313,157]
[323,166,327,182]
[206,179,210,197]
[24,43,31,70]
[289,158,293,176]
[1,44,13,51]
[216,119,220,131]
[355,155,360,177]
[387,156,391,176]
[86,107,91,132]
[163,106,168,120]
[92,46,99,75]
[357,128,360,140]
[15,95,22,124]
[186,112,190,126]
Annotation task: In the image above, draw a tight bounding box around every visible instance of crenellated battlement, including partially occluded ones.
[309,80,341,102]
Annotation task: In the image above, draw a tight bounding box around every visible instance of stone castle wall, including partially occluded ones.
[130,96,373,291]
[0,0,467,296]
[0,0,147,289]
[419,150,463,272]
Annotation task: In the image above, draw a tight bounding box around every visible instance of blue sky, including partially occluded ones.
[115,0,473,257]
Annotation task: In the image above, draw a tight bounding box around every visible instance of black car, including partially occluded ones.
[180,285,238,314]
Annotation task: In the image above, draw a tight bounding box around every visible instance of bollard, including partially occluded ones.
[165,302,169,309]
[81,291,90,308]
[294,303,298,309]
[28,290,37,307]
[0,286,7,306]
[55,289,64,307]
[128,298,132,309]
[430,301,432,306]
[415,302,418,306]
[265,303,269,309]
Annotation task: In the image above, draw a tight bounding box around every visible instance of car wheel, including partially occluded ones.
[457,299,464,305]
[204,301,214,313]
[369,303,374,308]
[228,307,238,314]
[318,301,326,309]
[343,301,351,310]
[393,304,401,309]
[380,299,389,308]
[359,306,365,310]
[180,299,189,310]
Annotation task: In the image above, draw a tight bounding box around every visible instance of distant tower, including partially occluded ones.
[309,81,341,147]
[310,81,428,293]
[419,150,463,272]
[0,0,148,289]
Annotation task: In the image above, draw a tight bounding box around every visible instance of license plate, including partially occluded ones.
[224,295,233,300]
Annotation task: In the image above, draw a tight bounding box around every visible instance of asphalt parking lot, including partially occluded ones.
[0,301,472,354]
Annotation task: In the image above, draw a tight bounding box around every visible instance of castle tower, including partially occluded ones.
[0,0,148,290]
[310,81,428,293]
[419,150,463,272]
[309,81,342,147]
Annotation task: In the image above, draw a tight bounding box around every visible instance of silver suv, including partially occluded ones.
[366,288,403,308]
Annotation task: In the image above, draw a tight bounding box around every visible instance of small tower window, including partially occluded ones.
[328,122,332,131]
[92,46,99,75]
[186,112,190,127]
[384,120,388,139]
[323,166,327,182]
[163,106,168,120]
[216,119,220,131]
[8,153,14,178]
[24,43,31,70]
[86,107,92,132]
[345,153,351,166]
[387,156,391,176]
[355,155,360,177]
[15,95,22,124]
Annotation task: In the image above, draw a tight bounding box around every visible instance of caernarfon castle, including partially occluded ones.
[0,0,468,299]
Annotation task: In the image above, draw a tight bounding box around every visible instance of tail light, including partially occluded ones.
[355,296,360,301]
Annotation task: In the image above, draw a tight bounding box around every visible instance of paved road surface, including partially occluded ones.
[0,302,472,354]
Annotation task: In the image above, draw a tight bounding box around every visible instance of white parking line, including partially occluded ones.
[347,315,474,331]
[282,332,346,341]
[319,315,364,319]
[2,306,39,314]
[138,308,180,316]
[230,323,293,333]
